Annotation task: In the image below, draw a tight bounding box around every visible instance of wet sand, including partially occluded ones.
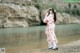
[6,40,80,53]
[29,40,80,53]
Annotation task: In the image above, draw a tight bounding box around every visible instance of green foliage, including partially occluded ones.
[33,0,80,16]
[13,2,20,5]
[33,0,57,10]
[64,4,80,16]
[22,3,26,6]
[22,3,25,6]
[34,3,40,10]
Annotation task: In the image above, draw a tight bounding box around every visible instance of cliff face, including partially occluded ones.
[0,0,80,28]
[41,10,80,24]
[56,13,80,24]
[0,3,40,28]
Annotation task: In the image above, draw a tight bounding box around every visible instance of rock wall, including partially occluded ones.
[0,0,80,28]
[41,10,80,24]
[0,3,40,28]
[56,13,80,24]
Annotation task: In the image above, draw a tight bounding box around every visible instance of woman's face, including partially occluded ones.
[49,10,53,14]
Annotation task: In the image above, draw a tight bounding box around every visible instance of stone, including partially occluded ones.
[0,3,40,28]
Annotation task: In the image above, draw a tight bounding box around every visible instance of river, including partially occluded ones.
[0,24,80,53]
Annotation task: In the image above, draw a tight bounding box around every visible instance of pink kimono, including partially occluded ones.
[43,13,58,48]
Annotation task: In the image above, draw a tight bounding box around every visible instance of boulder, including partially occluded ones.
[0,3,40,28]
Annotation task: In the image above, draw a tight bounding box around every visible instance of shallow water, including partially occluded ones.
[0,24,80,53]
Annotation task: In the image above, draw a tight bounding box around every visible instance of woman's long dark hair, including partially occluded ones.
[47,8,57,22]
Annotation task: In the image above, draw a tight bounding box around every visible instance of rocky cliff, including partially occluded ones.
[0,0,80,28]
[0,3,40,28]
[41,9,80,24]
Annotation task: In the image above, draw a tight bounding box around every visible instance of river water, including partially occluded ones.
[0,24,80,53]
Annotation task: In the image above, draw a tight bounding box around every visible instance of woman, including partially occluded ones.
[43,8,58,50]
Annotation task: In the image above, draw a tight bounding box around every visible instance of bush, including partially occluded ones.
[34,3,40,10]
[64,4,80,16]
[22,3,26,6]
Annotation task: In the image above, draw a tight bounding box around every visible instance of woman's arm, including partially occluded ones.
[43,19,48,23]
[43,13,49,23]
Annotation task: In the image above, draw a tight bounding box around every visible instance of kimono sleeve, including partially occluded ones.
[43,13,48,23]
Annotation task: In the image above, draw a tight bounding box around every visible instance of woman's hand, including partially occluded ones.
[44,20,48,23]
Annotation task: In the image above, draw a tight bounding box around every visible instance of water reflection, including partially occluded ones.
[0,24,80,52]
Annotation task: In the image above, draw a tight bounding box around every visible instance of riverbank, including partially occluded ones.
[20,40,80,53]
